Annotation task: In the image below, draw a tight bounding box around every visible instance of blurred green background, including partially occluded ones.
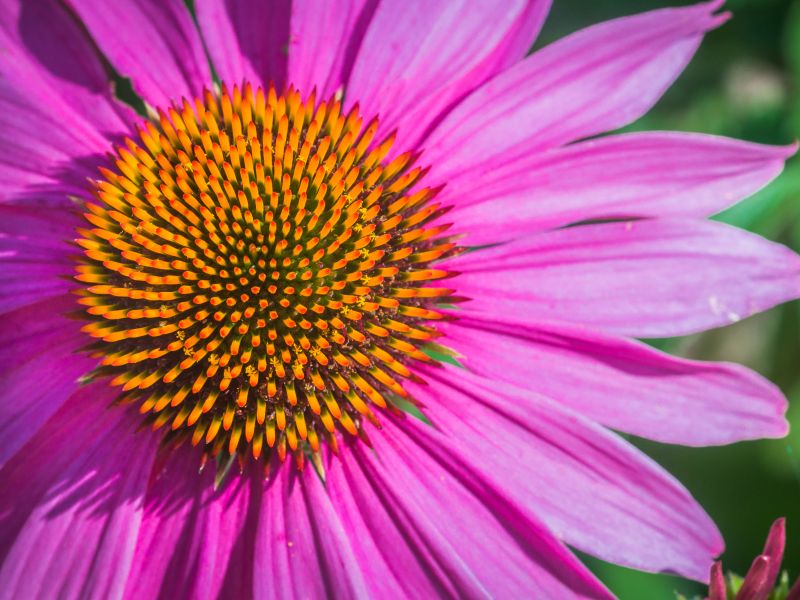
[538,0,800,597]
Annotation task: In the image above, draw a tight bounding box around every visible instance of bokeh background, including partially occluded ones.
[537,0,800,597]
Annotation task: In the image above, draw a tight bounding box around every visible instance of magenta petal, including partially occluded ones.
[405,365,722,582]
[286,0,378,99]
[0,0,135,206]
[346,0,550,151]
[252,464,369,599]
[195,0,290,90]
[440,317,788,446]
[0,0,135,140]
[128,456,369,600]
[423,1,726,188]
[0,207,77,314]
[0,296,92,466]
[438,133,793,244]
[198,0,376,96]
[0,384,159,599]
[449,219,800,338]
[315,455,405,596]
[65,0,211,108]
[123,449,259,600]
[324,423,612,598]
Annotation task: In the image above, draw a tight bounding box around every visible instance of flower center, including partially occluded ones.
[75,84,459,469]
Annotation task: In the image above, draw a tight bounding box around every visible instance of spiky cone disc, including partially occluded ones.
[75,83,461,468]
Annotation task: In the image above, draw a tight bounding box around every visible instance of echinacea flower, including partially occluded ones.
[706,518,800,600]
[1,0,798,597]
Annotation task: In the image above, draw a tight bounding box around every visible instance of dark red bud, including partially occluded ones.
[707,561,726,600]
[736,556,770,600]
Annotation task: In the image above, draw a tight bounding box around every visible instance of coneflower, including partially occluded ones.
[0,1,797,597]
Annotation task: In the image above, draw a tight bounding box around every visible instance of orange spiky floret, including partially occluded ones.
[75,83,460,467]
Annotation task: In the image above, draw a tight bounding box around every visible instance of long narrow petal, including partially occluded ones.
[441,133,793,244]
[0,0,135,140]
[0,210,86,464]
[324,424,612,598]
[252,464,369,599]
[286,0,378,98]
[0,296,92,466]
[195,0,290,89]
[448,219,800,338]
[65,0,211,108]
[406,366,722,581]
[0,385,159,599]
[0,207,77,314]
[346,0,550,150]
[0,0,136,206]
[127,454,369,600]
[123,449,260,600]
[439,317,788,445]
[423,1,726,189]
[197,0,377,96]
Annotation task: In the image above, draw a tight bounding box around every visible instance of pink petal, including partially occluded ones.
[0,0,135,140]
[286,0,378,98]
[0,0,135,206]
[252,464,369,598]
[128,455,370,599]
[65,0,211,108]
[440,133,794,245]
[346,0,550,151]
[0,296,92,466]
[123,449,260,600]
[405,365,722,582]
[0,207,76,314]
[316,454,405,596]
[423,1,727,189]
[0,384,159,599]
[195,0,290,89]
[324,424,612,598]
[439,317,788,446]
[448,219,800,338]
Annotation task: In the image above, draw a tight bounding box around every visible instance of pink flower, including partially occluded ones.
[0,0,798,597]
